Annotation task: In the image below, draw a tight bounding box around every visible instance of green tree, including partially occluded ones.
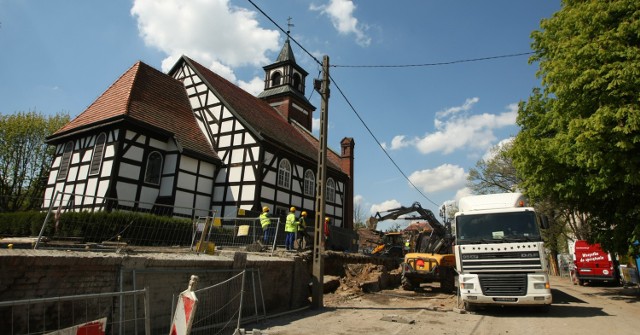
[511,0,640,254]
[0,110,69,211]
[467,140,518,194]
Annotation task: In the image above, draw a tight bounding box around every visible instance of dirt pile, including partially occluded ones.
[324,262,402,305]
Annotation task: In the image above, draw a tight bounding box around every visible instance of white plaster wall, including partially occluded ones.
[139,187,159,208]
[118,162,141,180]
[123,145,144,161]
[196,177,213,194]
[116,182,137,202]
[175,190,194,209]
[159,176,174,196]
[177,172,196,190]
[180,156,198,174]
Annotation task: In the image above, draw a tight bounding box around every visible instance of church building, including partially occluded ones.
[44,39,355,229]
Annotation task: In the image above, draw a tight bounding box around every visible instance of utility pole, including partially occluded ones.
[312,55,330,309]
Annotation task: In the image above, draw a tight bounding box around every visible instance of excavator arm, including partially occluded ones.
[368,202,452,254]
[369,202,442,230]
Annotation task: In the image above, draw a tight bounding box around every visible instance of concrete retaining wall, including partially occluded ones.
[0,249,310,332]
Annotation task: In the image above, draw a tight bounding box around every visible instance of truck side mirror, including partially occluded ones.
[540,215,550,229]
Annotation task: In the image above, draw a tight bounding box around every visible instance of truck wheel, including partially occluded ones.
[401,276,416,291]
[464,302,476,312]
[440,268,456,293]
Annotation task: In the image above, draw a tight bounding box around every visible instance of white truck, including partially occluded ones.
[454,193,552,311]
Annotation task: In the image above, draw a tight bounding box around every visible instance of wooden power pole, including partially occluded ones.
[312,55,330,309]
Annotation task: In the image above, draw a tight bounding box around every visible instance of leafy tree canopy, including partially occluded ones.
[0,110,69,211]
[511,0,640,254]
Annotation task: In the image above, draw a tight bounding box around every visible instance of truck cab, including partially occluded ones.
[454,193,552,311]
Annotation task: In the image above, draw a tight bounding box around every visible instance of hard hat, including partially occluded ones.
[290,206,296,212]
[301,211,307,216]
[263,206,269,212]
[325,217,330,221]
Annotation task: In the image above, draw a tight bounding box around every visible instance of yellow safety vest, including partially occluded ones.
[260,212,271,228]
[285,213,297,232]
[298,217,306,231]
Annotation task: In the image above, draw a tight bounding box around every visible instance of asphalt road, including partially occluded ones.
[253,276,640,335]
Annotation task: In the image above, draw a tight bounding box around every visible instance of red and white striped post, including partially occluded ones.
[169,275,199,335]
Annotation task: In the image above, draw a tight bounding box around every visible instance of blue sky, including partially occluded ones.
[0,0,561,230]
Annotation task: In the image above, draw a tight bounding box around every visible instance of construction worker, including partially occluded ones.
[260,206,273,245]
[285,207,298,251]
[296,211,309,251]
[323,217,331,248]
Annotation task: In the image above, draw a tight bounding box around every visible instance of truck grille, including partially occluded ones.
[479,273,527,296]
[460,251,543,272]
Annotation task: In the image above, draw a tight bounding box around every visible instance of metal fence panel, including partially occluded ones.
[0,289,149,335]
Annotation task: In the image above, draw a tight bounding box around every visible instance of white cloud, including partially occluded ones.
[389,135,414,150]
[482,136,514,162]
[131,0,280,81]
[312,117,320,133]
[354,194,364,206]
[454,187,473,202]
[436,97,479,118]
[310,0,371,47]
[370,199,401,216]
[408,164,467,193]
[418,100,517,155]
[238,77,265,96]
[387,99,518,155]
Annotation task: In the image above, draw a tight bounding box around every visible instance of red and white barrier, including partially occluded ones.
[170,275,199,335]
[45,317,107,335]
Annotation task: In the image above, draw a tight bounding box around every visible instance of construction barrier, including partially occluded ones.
[44,317,107,335]
[170,275,199,335]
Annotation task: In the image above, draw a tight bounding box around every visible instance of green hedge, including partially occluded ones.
[0,210,194,246]
[0,211,47,236]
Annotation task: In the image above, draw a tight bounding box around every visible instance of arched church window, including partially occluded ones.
[271,71,282,86]
[277,159,291,189]
[57,141,74,181]
[326,178,336,203]
[304,170,315,196]
[292,73,301,91]
[144,151,163,185]
[89,133,106,176]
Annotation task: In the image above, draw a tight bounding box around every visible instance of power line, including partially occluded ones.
[328,74,440,207]
[245,0,513,207]
[331,52,534,68]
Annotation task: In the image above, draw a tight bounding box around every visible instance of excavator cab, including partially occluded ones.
[370,232,406,258]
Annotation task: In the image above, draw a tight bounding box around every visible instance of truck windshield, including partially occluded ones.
[456,211,542,245]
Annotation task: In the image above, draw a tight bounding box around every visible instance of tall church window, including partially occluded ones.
[304,170,315,196]
[277,159,291,189]
[89,133,106,176]
[144,151,163,185]
[271,71,282,86]
[57,141,73,181]
[292,73,301,91]
[326,178,336,203]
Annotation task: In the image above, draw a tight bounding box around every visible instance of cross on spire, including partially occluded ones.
[287,16,294,35]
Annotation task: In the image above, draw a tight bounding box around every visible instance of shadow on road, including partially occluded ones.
[552,288,587,304]
[585,286,640,304]
[472,304,608,318]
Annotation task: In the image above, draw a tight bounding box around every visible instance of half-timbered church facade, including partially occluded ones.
[44,39,354,229]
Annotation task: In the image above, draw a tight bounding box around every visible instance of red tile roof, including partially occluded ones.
[49,62,218,161]
[181,56,346,174]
